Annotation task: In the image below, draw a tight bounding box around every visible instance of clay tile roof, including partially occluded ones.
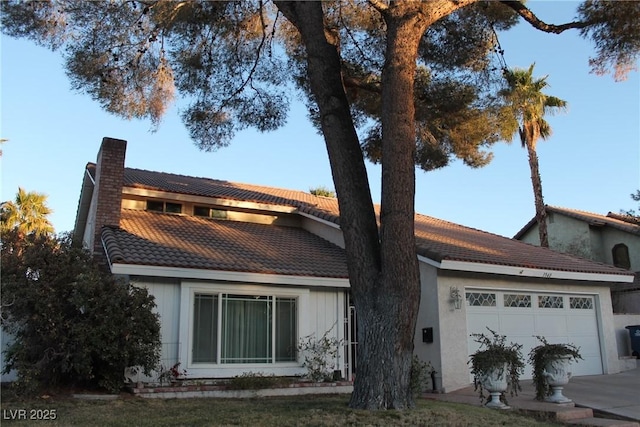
[103,166,631,279]
[103,209,348,278]
[121,166,342,224]
[413,214,628,275]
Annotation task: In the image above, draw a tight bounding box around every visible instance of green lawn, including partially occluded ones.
[0,392,564,427]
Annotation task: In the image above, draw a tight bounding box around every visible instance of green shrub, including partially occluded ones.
[0,231,161,394]
[469,328,524,404]
[297,329,343,382]
[410,355,434,397]
[528,336,582,400]
[227,372,290,390]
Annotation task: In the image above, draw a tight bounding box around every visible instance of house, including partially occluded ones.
[514,206,640,314]
[71,137,635,392]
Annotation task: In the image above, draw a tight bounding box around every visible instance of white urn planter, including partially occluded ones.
[481,363,510,409]
[543,355,573,403]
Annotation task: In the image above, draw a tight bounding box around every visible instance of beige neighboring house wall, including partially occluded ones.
[515,207,640,314]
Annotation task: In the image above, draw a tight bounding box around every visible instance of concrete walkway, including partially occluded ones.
[425,367,640,425]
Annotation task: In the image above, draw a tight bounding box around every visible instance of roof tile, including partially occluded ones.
[103,209,348,278]
[98,167,632,279]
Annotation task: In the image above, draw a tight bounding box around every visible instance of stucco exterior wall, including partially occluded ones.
[600,228,640,271]
[548,213,595,259]
[520,212,640,271]
[435,273,619,392]
[413,261,441,390]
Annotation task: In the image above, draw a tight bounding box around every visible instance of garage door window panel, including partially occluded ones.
[538,295,563,309]
[467,290,602,378]
[569,297,593,310]
[504,294,532,308]
[466,292,496,307]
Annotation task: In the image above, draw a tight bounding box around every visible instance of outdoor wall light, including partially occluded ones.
[450,286,463,310]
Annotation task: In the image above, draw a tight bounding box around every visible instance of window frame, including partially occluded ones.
[612,243,631,269]
[181,283,310,371]
[145,200,183,214]
[193,205,227,219]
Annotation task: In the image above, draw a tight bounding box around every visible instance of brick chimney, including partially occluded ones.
[89,137,127,258]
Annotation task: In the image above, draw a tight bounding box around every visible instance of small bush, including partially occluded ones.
[227,372,290,390]
[529,336,582,400]
[1,231,161,394]
[469,328,524,404]
[410,355,434,397]
[297,329,343,382]
[157,362,187,386]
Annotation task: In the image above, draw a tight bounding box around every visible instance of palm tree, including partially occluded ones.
[0,187,54,238]
[500,64,567,248]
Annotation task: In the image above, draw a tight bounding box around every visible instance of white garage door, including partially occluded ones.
[466,290,602,379]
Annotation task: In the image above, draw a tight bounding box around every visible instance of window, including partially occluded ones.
[165,202,182,214]
[538,295,563,309]
[193,295,218,363]
[146,200,164,212]
[146,200,183,214]
[569,297,593,310]
[504,294,531,308]
[466,292,496,307]
[194,206,227,219]
[192,293,297,364]
[612,243,631,269]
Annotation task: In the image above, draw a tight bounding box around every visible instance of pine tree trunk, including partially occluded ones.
[526,141,549,247]
[347,7,425,410]
[276,0,472,410]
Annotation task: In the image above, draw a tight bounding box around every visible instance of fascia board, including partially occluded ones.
[110,263,350,288]
[296,211,341,229]
[439,260,635,283]
[418,255,441,268]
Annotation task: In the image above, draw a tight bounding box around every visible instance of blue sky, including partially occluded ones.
[1,2,638,238]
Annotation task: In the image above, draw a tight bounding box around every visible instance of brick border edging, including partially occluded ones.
[129,381,354,399]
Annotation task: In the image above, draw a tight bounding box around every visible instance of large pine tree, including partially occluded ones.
[2,0,638,409]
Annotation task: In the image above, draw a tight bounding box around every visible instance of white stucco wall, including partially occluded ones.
[413,261,441,391]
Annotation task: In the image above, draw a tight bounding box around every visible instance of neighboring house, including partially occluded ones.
[70,137,635,392]
[514,206,640,314]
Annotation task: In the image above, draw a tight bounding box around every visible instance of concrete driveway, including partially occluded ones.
[561,367,640,421]
[426,367,640,423]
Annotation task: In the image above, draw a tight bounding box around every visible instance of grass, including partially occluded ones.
[0,391,564,427]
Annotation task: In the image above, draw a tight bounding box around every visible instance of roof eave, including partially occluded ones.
[72,166,96,243]
[109,263,350,288]
[438,259,635,283]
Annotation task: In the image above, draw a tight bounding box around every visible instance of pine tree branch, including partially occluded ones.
[367,0,388,13]
[500,1,590,34]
